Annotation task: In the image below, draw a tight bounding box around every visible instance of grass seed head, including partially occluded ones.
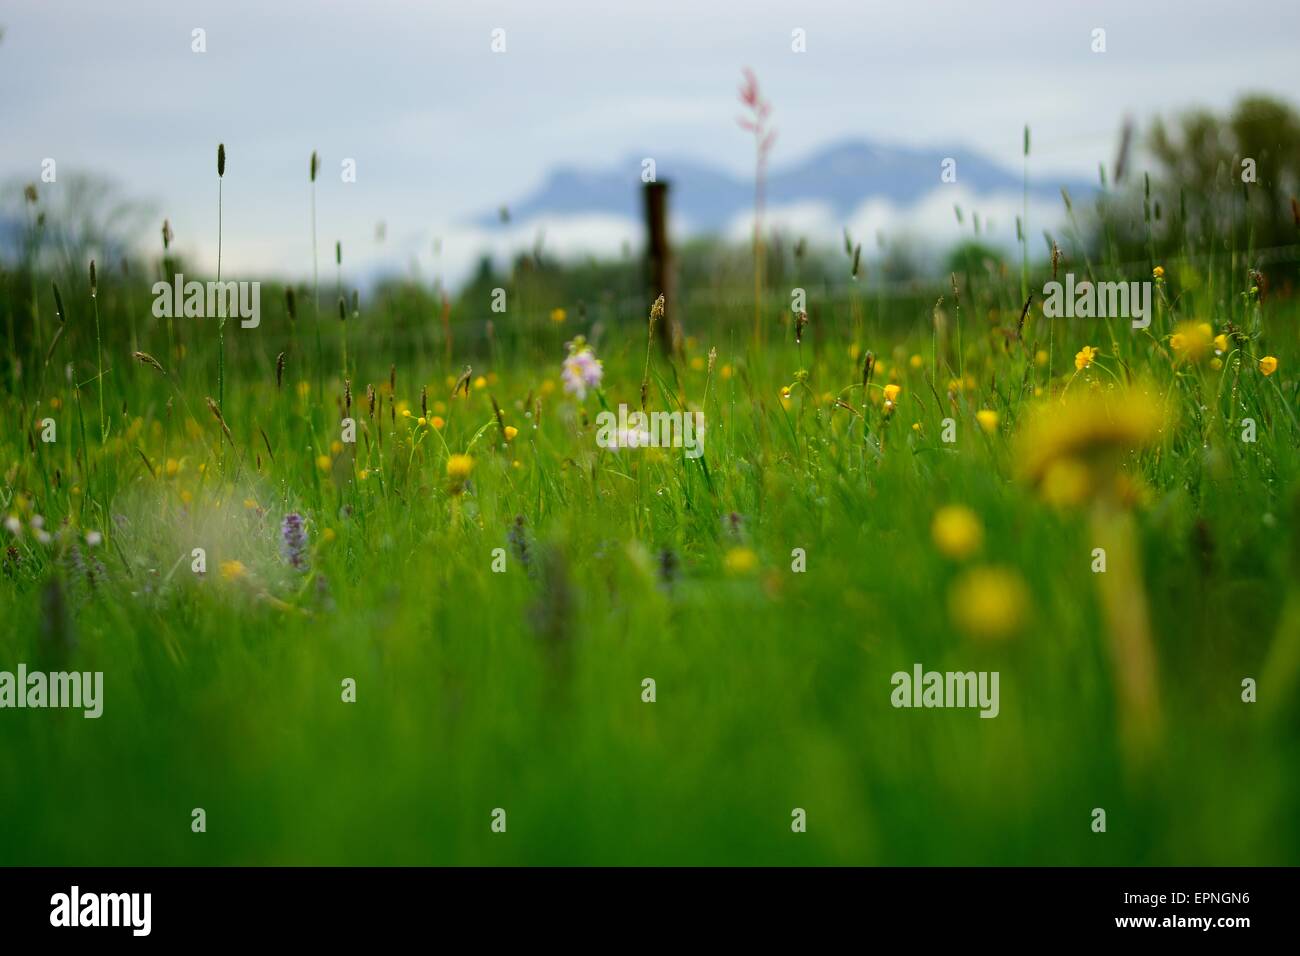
[132,351,165,374]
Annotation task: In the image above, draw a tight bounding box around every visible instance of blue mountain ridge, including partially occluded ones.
[480,138,1096,233]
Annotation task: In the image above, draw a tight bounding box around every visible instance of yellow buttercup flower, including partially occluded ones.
[931,505,983,560]
[219,560,247,582]
[316,454,331,472]
[550,307,567,324]
[1075,345,1097,370]
[1016,386,1165,507]
[1152,265,1164,280]
[883,383,901,407]
[431,416,445,429]
[1169,321,1212,363]
[723,546,758,575]
[446,454,474,480]
[1213,334,1228,353]
[909,354,923,370]
[504,425,519,441]
[976,409,999,434]
[1259,356,1278,376]
[1040,458,1093,508]
[948,566,1029,641]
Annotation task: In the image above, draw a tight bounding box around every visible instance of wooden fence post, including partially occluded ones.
[643,180,679,354]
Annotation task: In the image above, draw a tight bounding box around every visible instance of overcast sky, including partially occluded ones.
[3,0,1298,285]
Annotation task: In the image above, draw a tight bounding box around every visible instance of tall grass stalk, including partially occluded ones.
[216,143,227,471]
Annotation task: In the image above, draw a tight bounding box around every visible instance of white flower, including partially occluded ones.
[85,531,103,547]
[3,516,20,536]
[561,347,603,400]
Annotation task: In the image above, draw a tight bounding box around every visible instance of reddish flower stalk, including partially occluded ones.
[737,68,776,346]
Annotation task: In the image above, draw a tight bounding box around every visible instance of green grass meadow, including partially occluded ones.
[4,163,1300,866]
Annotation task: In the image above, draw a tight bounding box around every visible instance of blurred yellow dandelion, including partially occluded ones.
[724,546,758,575]
[931,505,983,560]
[948,566,1029,641]
[446,454,474,480]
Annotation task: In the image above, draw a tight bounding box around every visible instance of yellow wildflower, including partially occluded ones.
[1169,322,1212,363]
[931,506,983,560]
[1016,386,1165,506]
[949,566,1029,641]
[976,409,999,434]
[1259,356,1278,376]
[1075,345,1097,370]
[723,546,758,575]
[446,454,474,480]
